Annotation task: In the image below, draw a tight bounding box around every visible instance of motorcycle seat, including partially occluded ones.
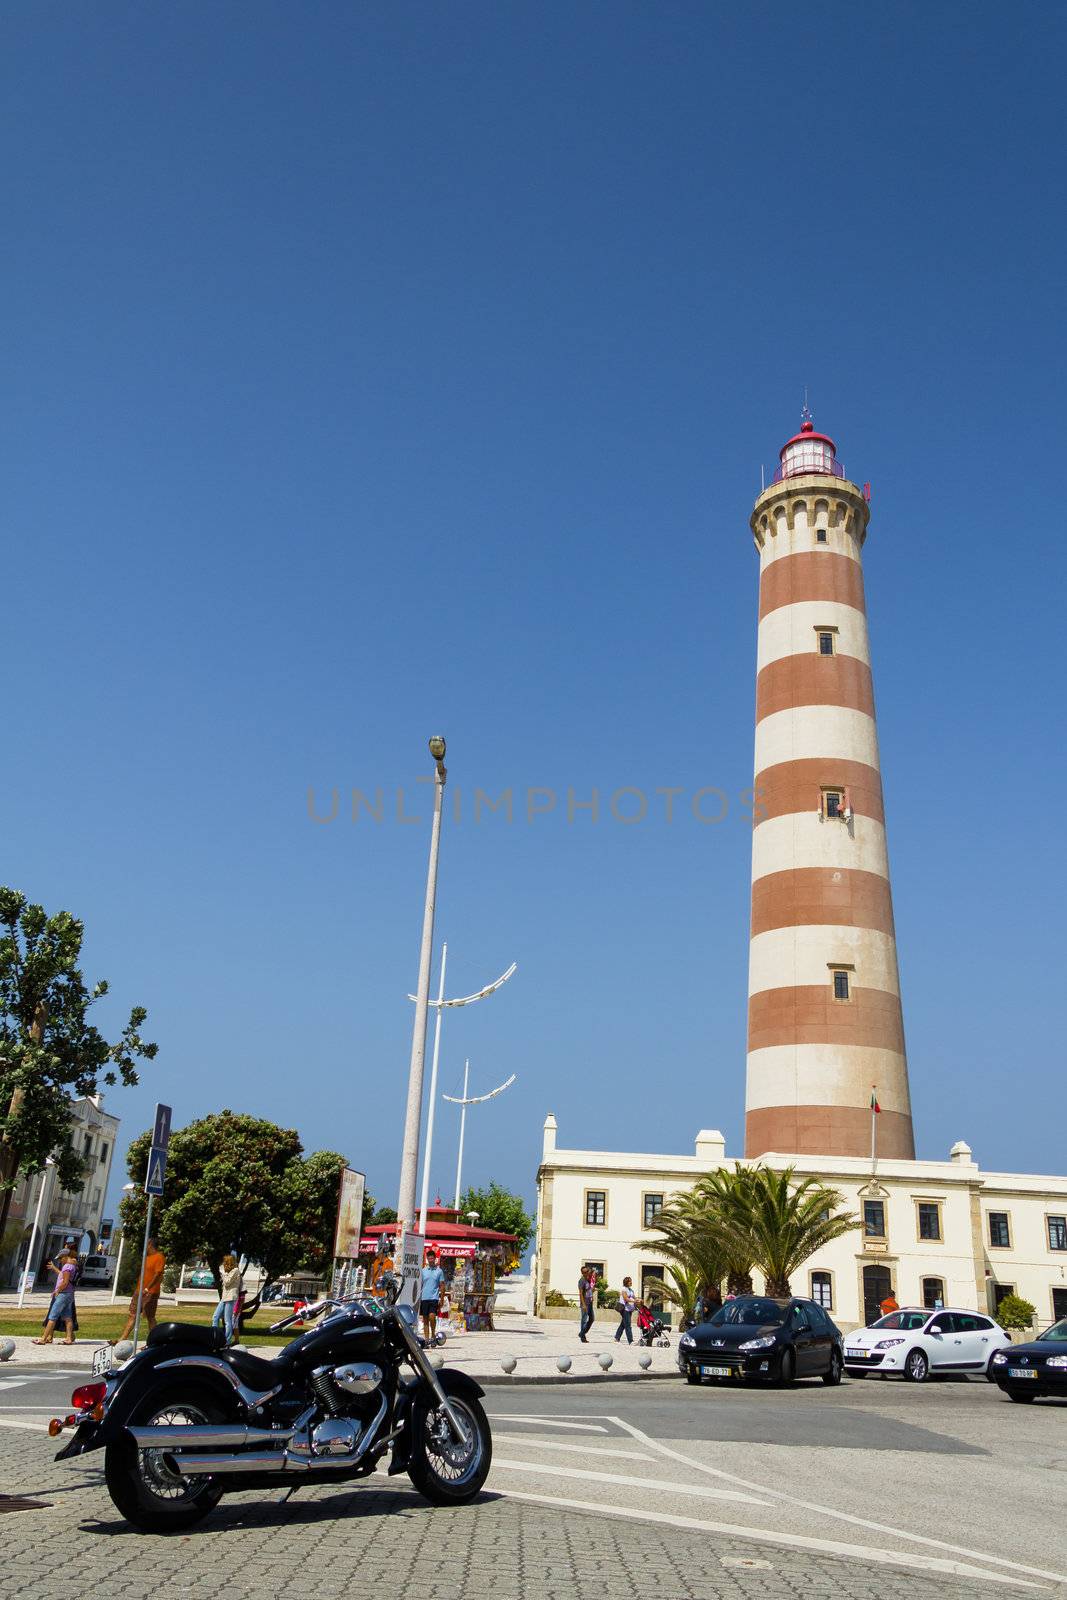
[223,1347,291,1389]
[147,1322,228,1353]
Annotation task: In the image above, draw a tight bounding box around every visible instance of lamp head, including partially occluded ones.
[428,735,446,762]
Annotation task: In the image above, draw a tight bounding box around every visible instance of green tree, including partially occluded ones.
[458,1180,535,1257]
[119,1111,351,1289]
[0,888,157,1243]
[369,1205,398,1225]
[707,1164,860,1298]
[636,1173,756,1302]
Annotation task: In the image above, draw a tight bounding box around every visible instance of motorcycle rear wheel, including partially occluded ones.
[104,1386,227,1533]
[408,1392,492,1504]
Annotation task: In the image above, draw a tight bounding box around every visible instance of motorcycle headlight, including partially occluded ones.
[738,1335,776,1351]
[1045,1355,1067,1369]
[992,1352,1008,1365]
[875,1338,905,1349]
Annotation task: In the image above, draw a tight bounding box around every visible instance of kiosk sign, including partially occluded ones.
[397,1230,425,1312]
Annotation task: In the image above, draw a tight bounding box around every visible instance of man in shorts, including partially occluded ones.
[113,1237,166,1344]
[419,1249,445,1341]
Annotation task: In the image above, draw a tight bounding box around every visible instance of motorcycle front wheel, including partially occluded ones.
[104,1387,226,1533]
[408,1392,492,1504]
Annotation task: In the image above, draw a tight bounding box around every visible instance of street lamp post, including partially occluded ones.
[411,953,517,1236]
[17,1159,54,1309]
[397,736,447,1231]
[110,1183,137,1304]
[444,1065,517,1208]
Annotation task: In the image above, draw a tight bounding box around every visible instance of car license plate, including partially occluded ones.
[846,1348,868,1358]
[701,1364,733,1378]
[91,1345,113,1377]
[1008,1368,1038,1380]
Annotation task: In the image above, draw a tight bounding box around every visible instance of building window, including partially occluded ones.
[822,789,844,820]
[643,1193,664,1229]
[810,1270,833,1309]
[584,1191,606,1227]
[922,1276,945,1309]
[917,1202,942,1241]
[818,631,835,656]
[816,528,828,543]
[582,1261,605,1285]
[992,1282,1015,1312]
[1052,1287,1067,1320]
[832,969,851,1001]
[99,1144,109,1167]
[641,1265,665,1308]
[1048,1215,1067,1252]
[988,1211,1011,1249]
[863,1200,886,1239]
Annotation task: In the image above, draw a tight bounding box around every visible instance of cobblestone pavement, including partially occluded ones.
[0,1409,1059,1600]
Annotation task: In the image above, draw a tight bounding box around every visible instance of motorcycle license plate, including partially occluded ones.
[1008,1368,1038,1380]
[91,1346,113,1377]
[846,1348,868,1358]
[701,1364,732,1378]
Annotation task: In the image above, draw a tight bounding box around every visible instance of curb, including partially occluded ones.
[3,1359,681,1386]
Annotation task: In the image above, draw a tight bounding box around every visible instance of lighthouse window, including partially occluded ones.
[832,969,850,1001]
[824,791,843,819]
[818,631,835,655]
[816,527,828,543]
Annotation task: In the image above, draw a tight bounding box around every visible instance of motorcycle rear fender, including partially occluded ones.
[53,1346,243,1460]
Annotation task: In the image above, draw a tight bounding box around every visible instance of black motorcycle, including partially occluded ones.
[51,1286,492,1532]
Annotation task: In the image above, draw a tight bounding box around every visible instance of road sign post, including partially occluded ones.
[132,1103,172,1355]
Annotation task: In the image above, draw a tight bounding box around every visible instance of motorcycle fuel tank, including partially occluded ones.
[286,1312,386,1371]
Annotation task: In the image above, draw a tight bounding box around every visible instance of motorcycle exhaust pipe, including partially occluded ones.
[165,1449,372,1477]
[129,1424,294,1450]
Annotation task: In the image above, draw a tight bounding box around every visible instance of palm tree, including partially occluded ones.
[635,1172,756,1307]
[688,1167,760,1295]
[652,1259,703,1327]
[707,1164,859,1298]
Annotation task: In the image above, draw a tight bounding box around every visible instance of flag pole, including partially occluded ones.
[870,1086,878,1169]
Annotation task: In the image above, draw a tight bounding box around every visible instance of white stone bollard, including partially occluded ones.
[638,1353,652,1370]
[556,1355,572,1373]
[501,1356,517,1374]
[0,1338,15,1362]
[114,1340,134,1363]
[598,1352,613,1371]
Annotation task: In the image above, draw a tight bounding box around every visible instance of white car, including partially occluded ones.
[78,1253,114,1286]
[843,1307,1010,1382]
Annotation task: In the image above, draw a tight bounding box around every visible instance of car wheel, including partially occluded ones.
[776,1348,796,1387]
[905,1348,929,1382]
[1008,1390,1036,1404]
[686,1367,701,1386]
[822,1348,843,1386]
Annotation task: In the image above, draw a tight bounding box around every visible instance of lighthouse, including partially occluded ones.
[744,412,915,1160]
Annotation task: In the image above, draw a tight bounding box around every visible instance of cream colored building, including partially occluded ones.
[533,1115,1067,1332]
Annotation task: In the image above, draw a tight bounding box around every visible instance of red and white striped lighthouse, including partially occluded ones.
[744,413,915,1160]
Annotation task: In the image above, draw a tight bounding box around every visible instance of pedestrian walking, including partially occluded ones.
[33,1249,79,1344]
[419,1249,445,1342]
[578,1266,596,1342]
[615,1276,636,1343]
[880,1289,899,1317]
[112,1237,166,1345]
[211,1255,242,1344]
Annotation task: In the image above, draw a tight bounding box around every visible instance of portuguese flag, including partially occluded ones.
[870,1092,881,1113]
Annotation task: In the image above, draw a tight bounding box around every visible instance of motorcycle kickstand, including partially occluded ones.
[280,1485,302,1504]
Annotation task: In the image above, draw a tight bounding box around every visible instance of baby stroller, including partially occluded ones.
[636,1303,670,1348]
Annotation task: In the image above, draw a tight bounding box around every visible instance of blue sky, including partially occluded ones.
[4,2,1065,1227]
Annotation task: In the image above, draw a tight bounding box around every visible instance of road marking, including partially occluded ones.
[0,1382,26,1391]
[492,1434,652,1462]
[608,1415,1067,1589]
[0,1419,48,1432]
[486,1415,608,1433]
[497,1490,1048,1588]
[492,1458,766,1505]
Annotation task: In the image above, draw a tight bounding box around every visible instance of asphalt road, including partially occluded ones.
[1,1365,1065,1598]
